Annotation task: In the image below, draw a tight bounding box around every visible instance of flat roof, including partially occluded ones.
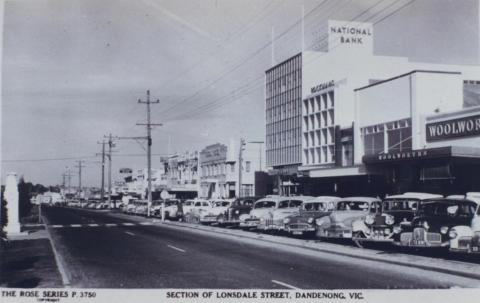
[354,70,462,92]
[265,52,302,74]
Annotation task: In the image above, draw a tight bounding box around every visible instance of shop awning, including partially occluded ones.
[362,146,480,164]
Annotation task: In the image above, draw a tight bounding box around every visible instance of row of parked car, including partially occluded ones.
[233,192,480,255]
[64,192,480,255]
[166,193,479,255]
[64,199,110,210]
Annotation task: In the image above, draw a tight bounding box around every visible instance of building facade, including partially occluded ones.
[199,143,228,199]
[355,70,480,195]
[265,53,303,195]
[160,151,199,199]
[265,19,480,197]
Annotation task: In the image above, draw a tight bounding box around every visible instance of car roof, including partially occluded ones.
[386,192,443,200]
[337,197,380,203]
[279,196,315,202]
[425,197,480,205]
[305,196,341,203]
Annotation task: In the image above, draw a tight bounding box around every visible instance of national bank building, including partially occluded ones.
[265,20,480,196]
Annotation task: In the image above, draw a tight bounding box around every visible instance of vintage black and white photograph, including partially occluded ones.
[1,0,480,301]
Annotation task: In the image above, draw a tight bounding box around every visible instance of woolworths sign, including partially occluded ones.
[426,114,480,142]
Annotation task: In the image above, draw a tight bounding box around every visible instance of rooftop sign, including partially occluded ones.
[328,20,373,54]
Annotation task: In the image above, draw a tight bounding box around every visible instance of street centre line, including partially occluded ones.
[122,223,135,226]
[140,222,153,225]
[51,225,64,228]
[70,224,82,228]
[105,223,117,227]
[125,231,135,236]
[271,280,300,290]
[88,224,99,227]
[167,245,186,253]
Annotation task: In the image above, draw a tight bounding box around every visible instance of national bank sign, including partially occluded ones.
[426,114,480,142]
[328,20,373,53]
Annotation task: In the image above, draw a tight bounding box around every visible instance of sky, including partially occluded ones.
[1,0,479,187]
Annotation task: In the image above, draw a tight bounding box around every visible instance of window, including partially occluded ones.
[363,131,384,156]
[245,161,251,172]
[387,126,412,153]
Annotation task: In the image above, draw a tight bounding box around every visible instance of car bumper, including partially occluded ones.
[396,230,447,247]
[199,216,218,223]
[319,227,353,238]
[286,223,315,235]
[355,228,395,242]
[450,237,480,253]
[239,220,260,228]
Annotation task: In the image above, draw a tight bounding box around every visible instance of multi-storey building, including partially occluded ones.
[199,143,228,199]
[265,53,303,195]
[160,151,199,199]
[266,19,480,197]
[225,139,264,198]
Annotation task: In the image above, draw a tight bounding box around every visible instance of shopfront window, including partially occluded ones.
[387,120,412,153]
[363,130,384,156]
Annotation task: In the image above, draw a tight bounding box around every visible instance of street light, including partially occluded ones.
[248,141,264,171]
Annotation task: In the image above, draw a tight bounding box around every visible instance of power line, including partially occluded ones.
[2,155,97,162]
[157,0,332,118]
[163,0,415,123]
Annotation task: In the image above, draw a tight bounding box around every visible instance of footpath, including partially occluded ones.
[0,225,63,288]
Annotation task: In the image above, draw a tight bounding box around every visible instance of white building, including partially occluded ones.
[355,70,480,195]
[265,19,480,196]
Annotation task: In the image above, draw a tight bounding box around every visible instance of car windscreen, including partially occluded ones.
[236,199,254,206]
[336,201,370,211]
[303,202,326,211]
[213,201,230,207]
[382,199,419,211]
[419,200,477,218]
[254,201,276,209]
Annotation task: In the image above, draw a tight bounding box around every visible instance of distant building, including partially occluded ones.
[160,151,199,199]
[199,143,228,199]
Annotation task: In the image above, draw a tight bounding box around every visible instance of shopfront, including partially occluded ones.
[355,70,480,196]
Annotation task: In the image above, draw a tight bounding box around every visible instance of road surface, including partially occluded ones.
[42,206,480,289]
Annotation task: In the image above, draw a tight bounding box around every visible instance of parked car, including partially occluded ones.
[316,197,381,239]
[217,197,261,226]
[258,196,313,231]
[396,195,480,249]
[133,200,149,216]
[448,193,480,254]
[239,196,285,229]
[199,199,234,224]
[285,196,340,237]
[151,200,163,217]
[151,199,183,220]
[183,199,212,223]
[123,199,138,214]
[352,192,442,243]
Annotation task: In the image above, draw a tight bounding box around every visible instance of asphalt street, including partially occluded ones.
[43,206,480,289]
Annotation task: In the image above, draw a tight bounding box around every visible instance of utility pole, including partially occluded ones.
[238,138,245,198]
[103,134,117,208]
[66,166,72,199]
[137,90,161,217]
[96,140,107,202]
[74,160,86,202]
